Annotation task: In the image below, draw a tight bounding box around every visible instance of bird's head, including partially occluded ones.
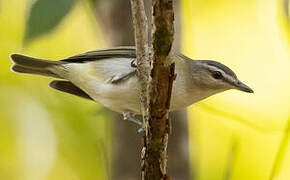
[188,59,253,96]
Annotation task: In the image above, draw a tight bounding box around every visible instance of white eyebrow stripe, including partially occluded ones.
[206,65,222,72]
[205,64,237,83]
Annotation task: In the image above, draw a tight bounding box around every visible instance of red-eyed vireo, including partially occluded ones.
[10,47,253,128]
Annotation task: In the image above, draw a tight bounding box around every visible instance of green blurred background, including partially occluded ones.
[0,0,289,179]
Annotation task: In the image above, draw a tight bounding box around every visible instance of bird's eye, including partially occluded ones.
[212,71,222,79]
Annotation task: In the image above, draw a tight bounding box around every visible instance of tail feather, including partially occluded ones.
[11,65,60,78]
[10,54,64,68]
[10,54,66,78]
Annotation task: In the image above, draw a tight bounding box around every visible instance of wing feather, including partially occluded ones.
[61,46,136,63]
[49,80,93,100]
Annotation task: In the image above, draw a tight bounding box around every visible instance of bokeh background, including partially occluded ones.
[0,0,289,180]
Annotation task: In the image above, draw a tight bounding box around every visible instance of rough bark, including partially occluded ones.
[137,0,175,179]
[130,0,150,117]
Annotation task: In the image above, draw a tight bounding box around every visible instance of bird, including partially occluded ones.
[10,47,253,128]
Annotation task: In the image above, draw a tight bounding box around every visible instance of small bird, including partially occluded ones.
[10,47,253,127]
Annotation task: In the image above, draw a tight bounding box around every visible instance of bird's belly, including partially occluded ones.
[86,80,195,114]
[86,78,141,114]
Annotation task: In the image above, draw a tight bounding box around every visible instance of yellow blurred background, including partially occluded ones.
[183,0,290,179]
[0,0,110,179]
[0,0,289,179]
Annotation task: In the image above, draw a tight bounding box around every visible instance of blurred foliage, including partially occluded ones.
[282,0,290,45]
[283,0,289,19]
[24,0,76,45]
[270,119,290,179]
[0,0,110,179]
[183,0,290,179]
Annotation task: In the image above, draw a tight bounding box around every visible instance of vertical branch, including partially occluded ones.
[130,0,175,179]
[143,0,175,179]
[130,0,150,117]
[96,0,189,179]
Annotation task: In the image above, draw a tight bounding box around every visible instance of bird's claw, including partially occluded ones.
[122,112,144,133]
[137,126,144,133]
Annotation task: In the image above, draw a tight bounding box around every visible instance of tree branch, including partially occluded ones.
[130,0,150,117]
[145,0,175,179]
[130,0,175,179]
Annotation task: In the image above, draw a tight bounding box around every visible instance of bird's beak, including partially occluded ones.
[235,81,254,93]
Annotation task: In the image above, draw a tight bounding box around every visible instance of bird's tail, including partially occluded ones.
[10,54,65,78]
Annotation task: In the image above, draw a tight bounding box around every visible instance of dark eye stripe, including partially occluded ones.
[212,71,222,79]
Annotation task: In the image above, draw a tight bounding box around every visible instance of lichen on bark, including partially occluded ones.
[130,0,175,179]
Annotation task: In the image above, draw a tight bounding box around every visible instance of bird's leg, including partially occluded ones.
[122,112,144,133]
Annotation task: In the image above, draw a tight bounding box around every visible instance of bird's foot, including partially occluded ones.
[122,112,144,133]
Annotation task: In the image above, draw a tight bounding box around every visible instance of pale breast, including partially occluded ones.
[89,76,141,113]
